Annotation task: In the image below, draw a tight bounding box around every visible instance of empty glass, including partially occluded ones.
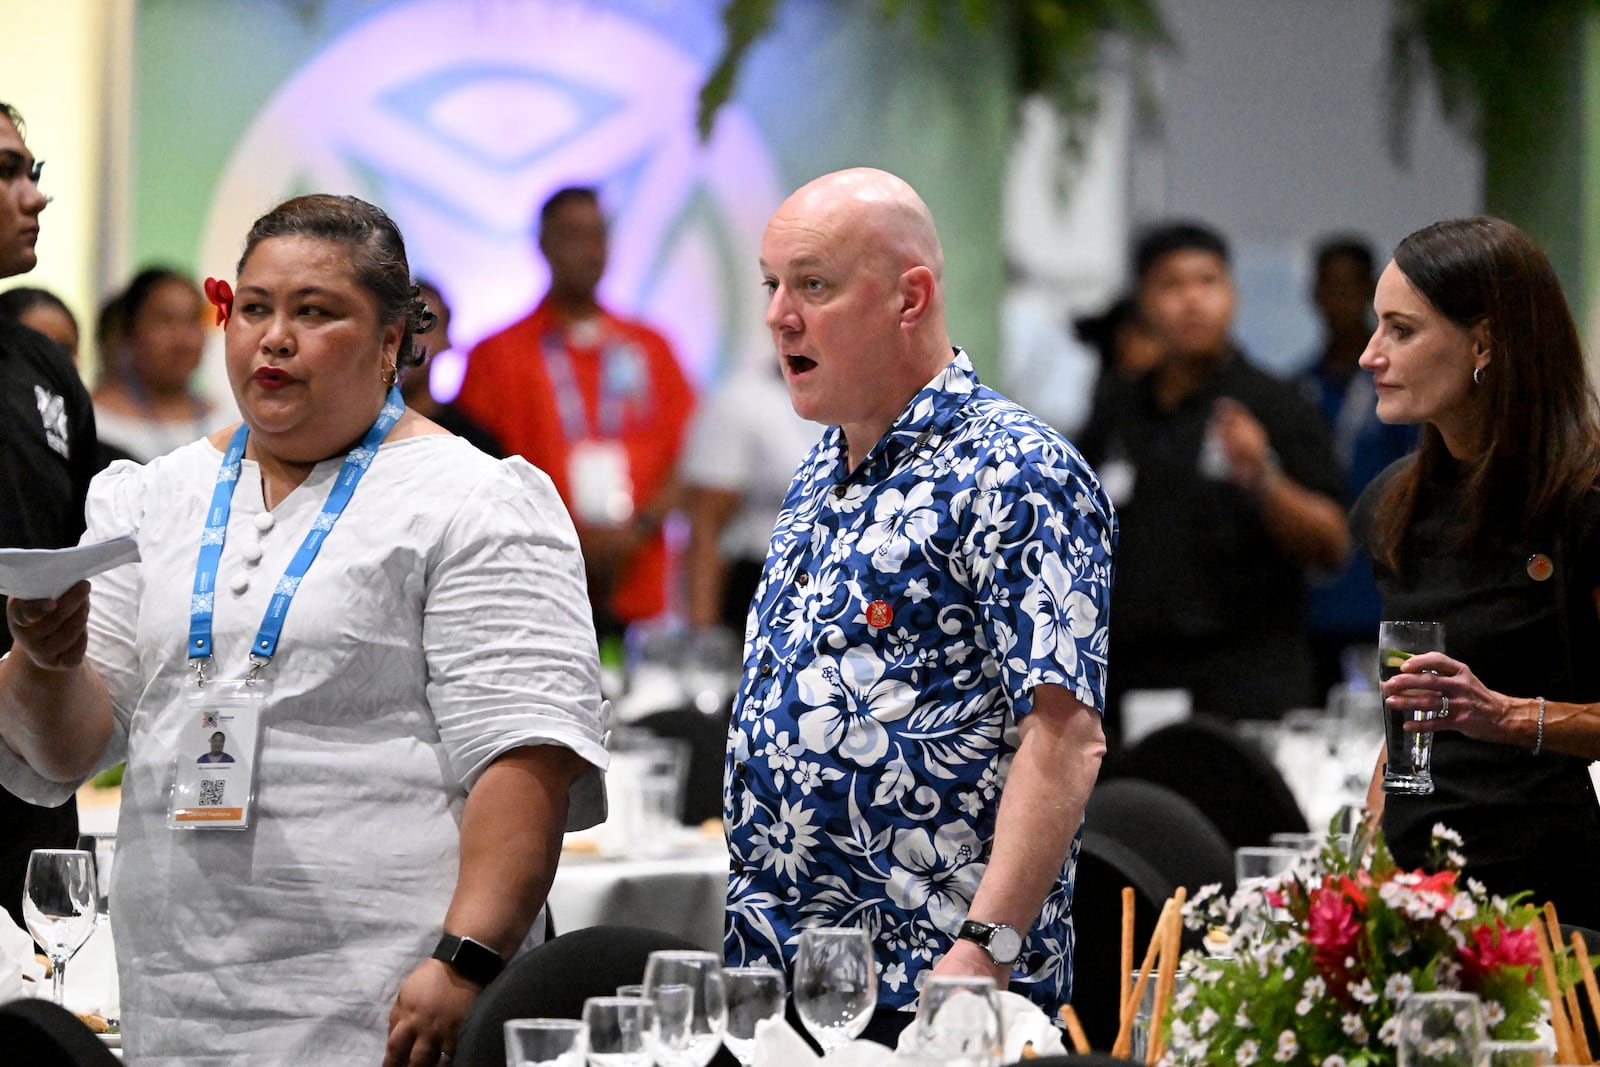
[504,1018,588,1067]
[1234,845,1300,886]
[909,975,1002,1066]
[793,927,877,1055]
[73,832,115,918]
[721,965,786,1067]
[1397,991,1485,1067]
[642,950,726,1067]
[582,996,659,1066]
[22,848,98,1005]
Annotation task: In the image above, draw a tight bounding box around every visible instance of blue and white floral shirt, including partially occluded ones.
[724,352,1117,1011]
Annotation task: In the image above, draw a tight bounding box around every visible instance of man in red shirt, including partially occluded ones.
[457,187,694,637]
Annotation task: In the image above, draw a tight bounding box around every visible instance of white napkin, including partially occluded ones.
[751,1016,897,1066]
[893,991,1067,1061]
[0,905,47,999]
[64,919,118,1019]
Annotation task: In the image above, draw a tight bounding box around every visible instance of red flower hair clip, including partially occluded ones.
[204,277,234,326]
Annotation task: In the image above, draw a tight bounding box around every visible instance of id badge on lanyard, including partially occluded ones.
[173,385,404,831]
[569,439,635,526]
[168,679,266,830]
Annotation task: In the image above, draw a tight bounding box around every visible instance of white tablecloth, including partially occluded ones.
[547,842,729,951]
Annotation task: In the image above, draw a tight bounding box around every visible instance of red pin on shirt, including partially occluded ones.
[866,599,893,628]
[1527,553,1554,582]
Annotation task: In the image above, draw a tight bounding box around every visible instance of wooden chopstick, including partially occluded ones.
[1147,886,1187,1065]
[1120,886,1135,1035]
[1058,1004,1091,1054]
[1570,931,1600,1057]
[1112,894,1178,1060]
[1535,910,1579,1064]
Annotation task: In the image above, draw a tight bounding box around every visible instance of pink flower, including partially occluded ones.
[204,277,233,326]
[1458,919,1539,989]
[1306,877,1364,992]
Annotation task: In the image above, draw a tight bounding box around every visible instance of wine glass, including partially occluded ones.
[792,927,877,1056]
[22,848,98,1005]
[721,965,787,1066]
[910,975,1003,1067]
[642,950,727,1067]
[582,996,659,1066]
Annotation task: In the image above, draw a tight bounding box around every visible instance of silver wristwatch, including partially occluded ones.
[957,919,1023,965]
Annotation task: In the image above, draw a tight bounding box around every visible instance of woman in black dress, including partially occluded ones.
[1356,216,1600,928]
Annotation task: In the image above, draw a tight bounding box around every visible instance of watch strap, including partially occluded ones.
[958,919,1021,965]
[432,933,506,986]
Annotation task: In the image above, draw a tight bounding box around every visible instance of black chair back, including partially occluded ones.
[454,924,725,1067]
[1085,778,1236,899]
[1067,829,1172,1053]
[0,997,121,1066]
[1117,715,1307,847]
[632,706,729,825]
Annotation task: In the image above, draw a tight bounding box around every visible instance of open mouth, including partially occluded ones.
[784,354,817,375]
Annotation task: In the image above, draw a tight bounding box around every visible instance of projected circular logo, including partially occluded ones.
[197,0,782,396]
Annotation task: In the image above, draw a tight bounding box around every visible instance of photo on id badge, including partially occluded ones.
[169,684,263,830]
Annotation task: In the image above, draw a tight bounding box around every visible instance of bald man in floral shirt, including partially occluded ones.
[724,168,1117,1028]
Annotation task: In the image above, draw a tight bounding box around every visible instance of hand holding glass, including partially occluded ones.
[721,966,786,1067]
[793,927,877,1055]
[22,848,98,1005]
[1379,620,1446,795]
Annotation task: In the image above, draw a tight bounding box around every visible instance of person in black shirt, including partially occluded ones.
[1079,222,1347,733]
[0,100,100,929]
[1356,217,1600,926]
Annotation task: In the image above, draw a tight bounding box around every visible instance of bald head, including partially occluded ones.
[774,168,944,283]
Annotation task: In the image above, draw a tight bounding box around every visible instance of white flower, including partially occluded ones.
[1431,823,1464,847]
[1302,975,1326,999]
[1350,979,1378,1005]
[1323,1057,1348,1067]
[1383,973,1414,1003]
[1235,1007,1252,1029]
[1273,1030,1297,1062]
[1236,1038,1260,1065]
[1483,1000,1506,1026]
[1174,982,1198,1010]
[1378,1016,1401,1046]
[1198,1007,1220,1035]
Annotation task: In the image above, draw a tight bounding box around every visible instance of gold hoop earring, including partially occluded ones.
[382,363,398,387]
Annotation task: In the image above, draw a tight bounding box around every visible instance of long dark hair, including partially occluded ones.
[237,194,433,371]
[1370,217,1600,570]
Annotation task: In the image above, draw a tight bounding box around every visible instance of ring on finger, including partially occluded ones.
[1439,696,1450,720]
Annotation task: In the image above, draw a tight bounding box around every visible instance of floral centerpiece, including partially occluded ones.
[1161,824,1568,1067]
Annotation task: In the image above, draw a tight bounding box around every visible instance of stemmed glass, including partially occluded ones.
[909,975,1003,1067]
[642,950,727,1067]
[792,927,877,1056]
[582,996,659,1066]
[721,965,787,1066]
[504,1018,588,1067]
[22,848,98,1005]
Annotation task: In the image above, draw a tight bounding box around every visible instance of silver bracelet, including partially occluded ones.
[1533,696,1546,756]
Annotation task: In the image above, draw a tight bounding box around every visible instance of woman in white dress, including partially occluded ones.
[0,194,608,1067]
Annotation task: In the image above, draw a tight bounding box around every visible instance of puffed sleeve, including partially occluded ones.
[0,460,145,805]
[422,456,609,829]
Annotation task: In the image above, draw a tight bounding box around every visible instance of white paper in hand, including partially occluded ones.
[0,536,139,601]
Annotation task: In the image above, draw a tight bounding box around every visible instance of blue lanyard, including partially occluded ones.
[188,385,404,680]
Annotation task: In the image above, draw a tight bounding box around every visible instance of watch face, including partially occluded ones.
[989,926,1023,964]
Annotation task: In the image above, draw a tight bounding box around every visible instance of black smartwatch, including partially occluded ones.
[432,933,506,987]
[958,920,1023,966]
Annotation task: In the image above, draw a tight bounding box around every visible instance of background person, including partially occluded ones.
[1356,216,1600,928]
[0,285,78,361]
[0,99,99,934]
[92,266,220,461]
[1297,236,1417,697]
[1077,221,1348,731]
[724,168,1115,1030]
[400,278,503,457]
[0,193,607,1065]
[456,186,695,641]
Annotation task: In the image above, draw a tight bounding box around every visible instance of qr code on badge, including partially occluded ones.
[199,779,225,806]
